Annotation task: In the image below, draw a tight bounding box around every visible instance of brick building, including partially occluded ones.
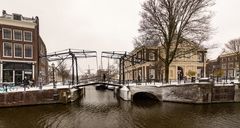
[207,53,239,80]
[123,45,206,82]
[0,10,48,85]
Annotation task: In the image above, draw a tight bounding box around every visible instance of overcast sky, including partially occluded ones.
[1,0,240,71]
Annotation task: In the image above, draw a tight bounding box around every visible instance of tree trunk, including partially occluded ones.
[164,63,170,83]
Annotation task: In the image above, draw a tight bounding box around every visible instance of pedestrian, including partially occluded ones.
[150,75,153,84]
[184,76,187,83]
[137,74,141,85]
[103,74,106,82]
[23,76,29,91]
[29,79,34,87]
[39,76,43,90]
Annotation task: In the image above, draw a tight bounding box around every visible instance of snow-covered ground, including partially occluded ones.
[0,83,75,93]
[125,81,235,87]
[0,80,235,93]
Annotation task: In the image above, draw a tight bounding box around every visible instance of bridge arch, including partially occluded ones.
[132,92,162,102]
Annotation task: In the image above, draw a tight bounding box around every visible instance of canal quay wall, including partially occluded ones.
[124,83,240,104]
[0,88,83,107]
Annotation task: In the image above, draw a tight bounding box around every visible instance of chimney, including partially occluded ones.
[2,10,6,15]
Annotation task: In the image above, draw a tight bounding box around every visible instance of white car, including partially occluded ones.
[222,79,240,84]
[229,79,240,84]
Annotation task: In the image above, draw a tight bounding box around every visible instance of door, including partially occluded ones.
[15,70,23,86]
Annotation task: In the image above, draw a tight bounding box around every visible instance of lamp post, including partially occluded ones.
[202,49,207,78]
[52,63,56,89]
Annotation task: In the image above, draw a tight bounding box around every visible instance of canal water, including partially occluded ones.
[0,86,240,128]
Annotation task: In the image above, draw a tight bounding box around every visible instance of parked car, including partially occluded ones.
[222,79,240,84]
[199,77,211,83]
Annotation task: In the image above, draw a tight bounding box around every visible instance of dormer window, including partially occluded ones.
[13,14,22,21]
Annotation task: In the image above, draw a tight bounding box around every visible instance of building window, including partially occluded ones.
[133,55,137,65]
[13,30,22,41]
[14,43,23,58]
[198,53,203,62]
[228,63,234,68]
[2,28,12,40]
[137,52,142,61]
[13,14,22,21]
[221,58,224,62]
[24,44,33,58]
[149,52,155,61]
[222,64,226,69]
[3,70,13,82]
[24,31,32,42]
[3,42,12,57]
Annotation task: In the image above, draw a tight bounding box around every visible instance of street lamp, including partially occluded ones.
[202,49,207,78]
[52,63,56,89]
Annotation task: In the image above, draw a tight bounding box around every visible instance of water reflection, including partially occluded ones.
[0,86,239,128]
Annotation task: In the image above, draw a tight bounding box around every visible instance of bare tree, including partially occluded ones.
[153,58,164,81]
[108,65,118,80]
[57,61,70,85]
[225,38,240,81]
[133,34,160,48]
[139,0,214,82]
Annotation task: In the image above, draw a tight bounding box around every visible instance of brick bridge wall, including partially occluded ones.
[0,88,78,107]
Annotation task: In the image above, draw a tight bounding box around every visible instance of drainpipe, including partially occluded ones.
[119,58,122,84]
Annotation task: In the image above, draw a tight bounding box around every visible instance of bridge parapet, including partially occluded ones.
[124,83,214,103]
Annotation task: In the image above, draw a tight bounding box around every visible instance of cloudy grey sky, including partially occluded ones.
[2,0,143,52]
[208,0,240,59]
[1,0,240,71]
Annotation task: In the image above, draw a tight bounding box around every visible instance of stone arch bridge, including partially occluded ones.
[119,83,236,104]
[74,82,239,104]
[128,86,163,101]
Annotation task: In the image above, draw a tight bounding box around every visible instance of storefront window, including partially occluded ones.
[3,70,13,82]
[2,62,33,83]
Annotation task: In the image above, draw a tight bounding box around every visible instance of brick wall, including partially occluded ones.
[0,88,73,107]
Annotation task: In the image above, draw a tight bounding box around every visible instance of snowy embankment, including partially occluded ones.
[0,83,76,93]
[126,81,235,87]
